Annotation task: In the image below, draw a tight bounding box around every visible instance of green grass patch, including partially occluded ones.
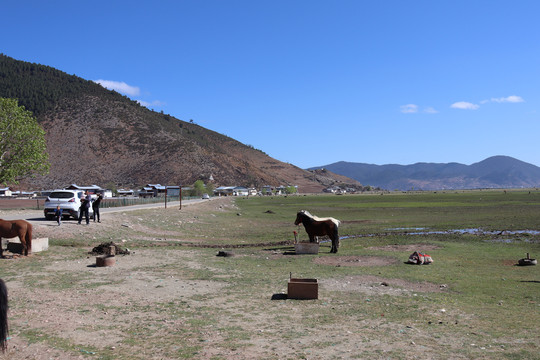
[1,190,539,359]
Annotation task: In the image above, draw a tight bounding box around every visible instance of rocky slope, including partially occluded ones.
[1,55,360,192]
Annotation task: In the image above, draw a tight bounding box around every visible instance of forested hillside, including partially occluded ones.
[0,54,121,116]
[0,54,359,191]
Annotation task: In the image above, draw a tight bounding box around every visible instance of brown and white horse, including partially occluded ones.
[294,210,341,253]
[0,219,33,257]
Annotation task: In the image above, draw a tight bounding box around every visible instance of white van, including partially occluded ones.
[44,190,94,220]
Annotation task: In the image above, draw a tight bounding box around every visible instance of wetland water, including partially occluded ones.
[337,228,540,242]
[386,227,540,236]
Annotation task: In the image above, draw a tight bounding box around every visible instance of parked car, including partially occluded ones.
[44,190,94,220]
[202,193,210,199]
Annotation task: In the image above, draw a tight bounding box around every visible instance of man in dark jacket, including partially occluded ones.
[93,193,103,222]
[78,191,92,225]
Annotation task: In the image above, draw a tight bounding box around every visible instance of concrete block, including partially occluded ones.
[7,237,49,253]
[295,242,319,254]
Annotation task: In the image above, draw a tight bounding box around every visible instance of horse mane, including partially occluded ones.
[299,210,341,227]
[0,279,8,352]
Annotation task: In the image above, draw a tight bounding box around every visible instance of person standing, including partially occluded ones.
[78,191,91,225]
[55,206,63,226]
[93,193,103,222]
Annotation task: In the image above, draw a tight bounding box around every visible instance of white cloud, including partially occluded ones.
[450,101,479,110]
[94,79,141,96]
[490,95,524,103]
[424,107,438,114]
[400,104,418,113]
[138,100,165,108]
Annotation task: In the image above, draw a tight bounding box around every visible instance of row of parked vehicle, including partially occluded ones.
[43,190,211,220]
[43,190,97,220]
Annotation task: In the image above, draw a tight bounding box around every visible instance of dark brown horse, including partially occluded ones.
[294,210,341,253]
[0,279,7,352]
[0,219,33,257]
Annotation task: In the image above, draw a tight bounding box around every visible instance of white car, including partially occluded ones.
[44,190,94,220]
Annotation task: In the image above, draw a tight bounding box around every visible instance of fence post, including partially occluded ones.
[179,186,182,210]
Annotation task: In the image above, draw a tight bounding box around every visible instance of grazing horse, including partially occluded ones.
[0,279,7,352]
[294,210,341,253]
[0,219,33,257]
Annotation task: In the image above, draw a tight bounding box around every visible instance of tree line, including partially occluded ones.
[0,54,134,116]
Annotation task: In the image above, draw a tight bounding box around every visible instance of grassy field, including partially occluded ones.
[1,190,539,359]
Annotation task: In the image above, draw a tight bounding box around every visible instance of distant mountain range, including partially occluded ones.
[308,156,540,190]
[3,55,538,193]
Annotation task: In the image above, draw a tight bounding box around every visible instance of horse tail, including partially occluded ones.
[0,279,8,352]
[25,222,33,255]
[333,223,340,249]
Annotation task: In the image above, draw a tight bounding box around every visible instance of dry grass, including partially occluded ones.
[1,193,539,359]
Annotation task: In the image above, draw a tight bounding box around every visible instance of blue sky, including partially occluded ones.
[2,1,539,168]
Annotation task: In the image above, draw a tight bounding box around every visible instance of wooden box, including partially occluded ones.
[288,278,318,300]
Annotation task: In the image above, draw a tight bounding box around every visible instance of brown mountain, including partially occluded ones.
[1,54,360,192]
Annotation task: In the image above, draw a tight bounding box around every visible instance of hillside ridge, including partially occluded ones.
[0,54,361,192]
[309,156,540,190]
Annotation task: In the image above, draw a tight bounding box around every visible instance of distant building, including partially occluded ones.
[0,187,12,197]
[117,189,135,197]
[101,189,114,198]
[213,186,248,196]
[233,186,248,196]
[214,186,235,196]
[11,190,36,197]
[138,184,180,197]
[138,187,154,198]
[143,184,167,197]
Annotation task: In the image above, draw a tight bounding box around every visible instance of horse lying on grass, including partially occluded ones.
[0,279,8,352]
[294,210,341,253]
[0,219,33,257]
